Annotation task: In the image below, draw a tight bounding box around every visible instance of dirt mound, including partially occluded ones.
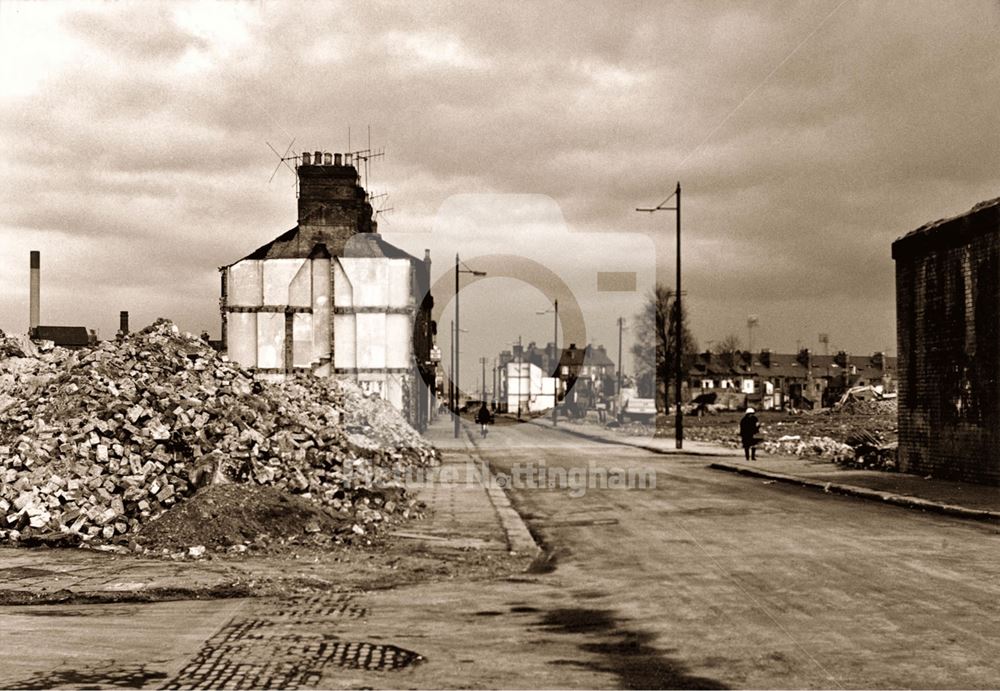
[134,484,351,553]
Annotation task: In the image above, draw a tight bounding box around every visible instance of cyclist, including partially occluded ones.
[475,401,492,438]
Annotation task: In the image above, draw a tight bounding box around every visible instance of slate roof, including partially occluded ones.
[228,227,422,267]
[690,351,896,381]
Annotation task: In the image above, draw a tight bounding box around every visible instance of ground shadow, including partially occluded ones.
[539,607,728,689]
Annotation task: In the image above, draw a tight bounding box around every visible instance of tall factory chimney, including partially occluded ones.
[29,251,40,335]
[120,311,130,335]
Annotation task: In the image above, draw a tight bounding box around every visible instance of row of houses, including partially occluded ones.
[490,337,896,415]
[688,349,897,410]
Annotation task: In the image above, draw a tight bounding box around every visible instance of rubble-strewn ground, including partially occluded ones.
[0,321,437,551]
[612,401,898,470]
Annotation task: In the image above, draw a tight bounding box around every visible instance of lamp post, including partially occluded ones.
[454,253,487,438]
[638,181,684,449]
[536,299,559,426]
[449,320,455,421]
[516,335,523,419]
[479,357,488,401]
[617,317,625,418]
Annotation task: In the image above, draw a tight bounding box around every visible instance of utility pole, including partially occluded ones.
[449,321,455,422]
[552,300,558,425]
[537,300,560,426]
[480,357,487,401]
[637,182,683,449]
[454,254,486,438]
[617,317,625,416]
[517,335,523,419]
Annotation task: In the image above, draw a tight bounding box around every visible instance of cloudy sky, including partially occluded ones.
[2,1,999,388]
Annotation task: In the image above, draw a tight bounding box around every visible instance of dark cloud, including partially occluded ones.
[2,0,999,368]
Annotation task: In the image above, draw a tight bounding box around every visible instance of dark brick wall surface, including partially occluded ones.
[894,202,1000,485]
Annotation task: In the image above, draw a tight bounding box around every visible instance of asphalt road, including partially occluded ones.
[4,422,1000,689]
[458,420,1000,689]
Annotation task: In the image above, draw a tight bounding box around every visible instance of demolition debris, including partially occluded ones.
[0,321,437,548]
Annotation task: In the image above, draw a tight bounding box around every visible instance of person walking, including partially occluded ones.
[476,401,492,438]
[739,407,761,460]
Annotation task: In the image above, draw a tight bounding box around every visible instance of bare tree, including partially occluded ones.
[714,334,742,369]
[631,284,697,411]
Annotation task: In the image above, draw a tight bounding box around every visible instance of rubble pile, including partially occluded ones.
[831,396,898,417]
[680,401,899,468]
[758,435,854,459]
[0,320,436,547]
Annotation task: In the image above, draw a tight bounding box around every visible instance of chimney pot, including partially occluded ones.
[301,151,311,165]
[345,153,352,166]
[334,153,342,166]
[323,152,332,165]
[119,311,129,334]
[313,150,322,165]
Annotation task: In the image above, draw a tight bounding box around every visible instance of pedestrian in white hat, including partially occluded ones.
[739,407,761,460]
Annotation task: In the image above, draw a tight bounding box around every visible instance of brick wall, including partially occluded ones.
[893,199,1000,485]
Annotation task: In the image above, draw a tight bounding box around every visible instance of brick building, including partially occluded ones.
[219,151,435,431]
[892,196,1000,484]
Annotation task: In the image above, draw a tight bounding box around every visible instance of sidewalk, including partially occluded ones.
[529,416,744,457]
[533,417,1000,522]
[398,417,538,555]
[0,417,533,605]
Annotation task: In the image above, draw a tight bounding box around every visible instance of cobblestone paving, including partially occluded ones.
[163,593,422,689]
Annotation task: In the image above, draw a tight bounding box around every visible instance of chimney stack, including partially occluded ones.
[120,311,129,335]
[29,251,40,334]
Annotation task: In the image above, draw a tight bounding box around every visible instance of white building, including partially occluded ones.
[506,361,556,413]
[219,151,434,429]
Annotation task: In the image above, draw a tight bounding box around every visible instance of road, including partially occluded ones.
[3,421,1000,689]
[455,420,1000,689]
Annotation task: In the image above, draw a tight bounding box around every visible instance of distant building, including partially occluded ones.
[496,341,616,415]
[219,151,434,430]
[893,195,1000,484]
[688,349,896,410]
[31,325,94,349]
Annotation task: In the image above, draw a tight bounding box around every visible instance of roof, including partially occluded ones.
[585,346,615,367]
[33,325,90,347]
[892,195,1000,259]
[227,226,422,267]
[690,351,896,380]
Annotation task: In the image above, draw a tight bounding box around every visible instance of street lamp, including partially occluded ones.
[455,253,486,438]
[637,181,684,449]
[536,299,559,427]
[617,317,626,419]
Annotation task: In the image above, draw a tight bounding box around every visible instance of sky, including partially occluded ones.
[2,1,999,391]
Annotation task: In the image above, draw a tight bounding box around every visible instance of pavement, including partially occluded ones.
[0,416,536,606]
[531,416,1000,522]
